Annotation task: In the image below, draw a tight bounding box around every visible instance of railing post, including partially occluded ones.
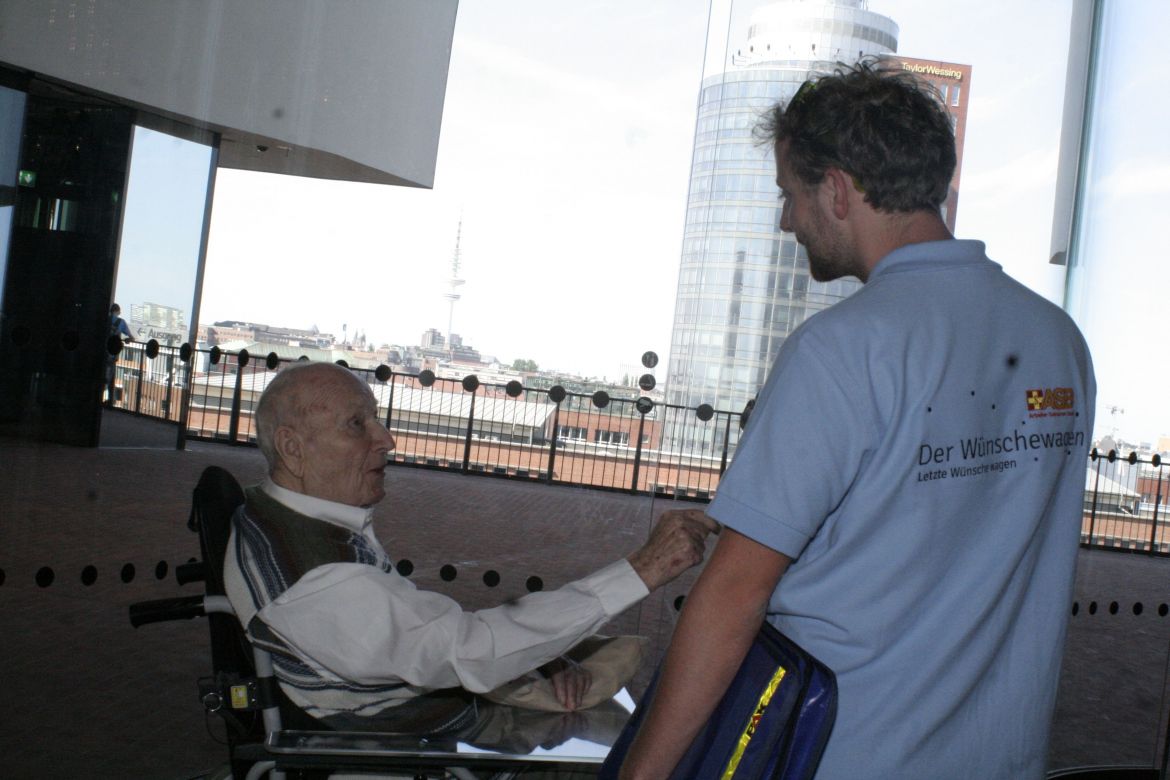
[1087,450,1102,545]
[462,392,476,473]
[631,414,646,493]
[174,345,194,451]
[228,350,248,444]
[384,370,396,430]
[719,413,733,475]
[164,352,176,421]
[1149,461,1163,555]
[134,345,146,414]
[547,405,561,483]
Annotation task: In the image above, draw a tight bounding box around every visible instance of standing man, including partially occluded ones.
[105,303,134,407]
[619,60,1094,779]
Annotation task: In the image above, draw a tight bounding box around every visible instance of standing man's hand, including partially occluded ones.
[627,509,718,591]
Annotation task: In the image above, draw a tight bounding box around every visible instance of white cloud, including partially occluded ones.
[1094,161,1170,199]
[957,147,1059,198]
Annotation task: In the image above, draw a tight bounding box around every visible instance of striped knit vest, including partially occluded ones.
[231,486,409,714]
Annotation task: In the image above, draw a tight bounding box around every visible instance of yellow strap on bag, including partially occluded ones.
[720,664,788,779]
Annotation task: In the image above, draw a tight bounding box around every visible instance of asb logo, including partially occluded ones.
[1026,387,1075,411]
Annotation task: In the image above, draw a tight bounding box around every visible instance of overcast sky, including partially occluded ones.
[117,0,1168,443]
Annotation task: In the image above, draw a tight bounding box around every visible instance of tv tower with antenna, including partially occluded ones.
[444,218,466,358]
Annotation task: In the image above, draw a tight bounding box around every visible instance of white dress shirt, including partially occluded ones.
[224,480,649,716]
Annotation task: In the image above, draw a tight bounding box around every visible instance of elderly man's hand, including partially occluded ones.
[627,509,718,591]
[542,656,593,711]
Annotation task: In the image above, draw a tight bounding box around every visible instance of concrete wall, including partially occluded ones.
[0,0,458,187]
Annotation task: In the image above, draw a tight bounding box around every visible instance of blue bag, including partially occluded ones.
[600,620,836,779]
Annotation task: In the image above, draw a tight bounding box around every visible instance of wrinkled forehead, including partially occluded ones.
[294,369,374,423]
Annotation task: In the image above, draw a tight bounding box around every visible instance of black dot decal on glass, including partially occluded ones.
[1006,354,1018,368]
[440,564,457,582]
[0,567,5,586]
[81,565,97,586]
[927,407,932,413]
[155,561,169,580]
[970,390,975,396]
[1109,601,1119,615]
[121,563,136,583]
[673,595,686,612]
[526,575,544,593]
[1088,601,1097,615]
[36,567,54,588]
[396,559,414,577]
[1161,604,1169,617]
[1071,602,1079,616]
[991,404,996,410]
[483,570,500,587]
[86,488,98,501]
[1133,602,1144,616]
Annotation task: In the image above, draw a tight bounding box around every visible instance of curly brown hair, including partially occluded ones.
[755,58,956,214]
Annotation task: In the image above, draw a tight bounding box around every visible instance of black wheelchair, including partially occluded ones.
[129,466,626,779]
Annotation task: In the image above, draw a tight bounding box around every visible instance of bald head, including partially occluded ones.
[255,362,371,472]
[255,361,396,506]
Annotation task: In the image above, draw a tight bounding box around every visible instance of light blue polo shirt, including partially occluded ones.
[708,240,1095,780]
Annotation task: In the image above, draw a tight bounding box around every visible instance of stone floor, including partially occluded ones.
[1,411,1168,778]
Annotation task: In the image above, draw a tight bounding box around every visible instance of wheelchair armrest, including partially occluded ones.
[175,561,206,585]
[129,595,208,627]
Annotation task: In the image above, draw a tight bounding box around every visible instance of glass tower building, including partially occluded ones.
[664,0,900,454]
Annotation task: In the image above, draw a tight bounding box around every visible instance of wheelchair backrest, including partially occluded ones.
[188,466,252,677]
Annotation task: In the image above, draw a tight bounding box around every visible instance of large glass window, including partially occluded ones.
[0,85,25,311]
[1065,0,1170,449]
[106,125,214,426]
[5,2,1170,775]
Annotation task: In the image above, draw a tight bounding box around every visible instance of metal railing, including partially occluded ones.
[1082,447,1170,554]
[110,343,738,498]
[108,342,1170,554]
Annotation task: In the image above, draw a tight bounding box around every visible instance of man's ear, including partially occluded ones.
[822,167,855,221]
[273,426,305,478]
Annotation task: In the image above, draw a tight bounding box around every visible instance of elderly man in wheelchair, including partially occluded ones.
[133,361,715,778]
